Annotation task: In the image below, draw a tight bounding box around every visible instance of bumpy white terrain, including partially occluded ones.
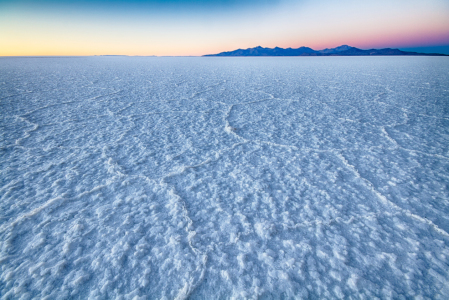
[1,56,449,299]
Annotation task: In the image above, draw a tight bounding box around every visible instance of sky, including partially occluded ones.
[1,0,449,56]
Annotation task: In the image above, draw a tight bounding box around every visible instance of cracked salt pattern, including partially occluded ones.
[1,56,449,299]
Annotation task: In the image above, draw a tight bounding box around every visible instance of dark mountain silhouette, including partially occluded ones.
[204,45,447,56]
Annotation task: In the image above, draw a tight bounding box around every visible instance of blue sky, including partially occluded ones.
[1,0,448,55]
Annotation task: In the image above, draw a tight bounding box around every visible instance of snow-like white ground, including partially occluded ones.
[1,56,449,299]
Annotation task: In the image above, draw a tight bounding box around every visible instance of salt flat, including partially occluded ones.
[1,56,449,299]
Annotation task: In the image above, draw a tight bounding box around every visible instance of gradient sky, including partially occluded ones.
[1,0,449,56]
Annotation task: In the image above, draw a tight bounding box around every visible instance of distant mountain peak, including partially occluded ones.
[204,45,448,57]
[318,45,356,54]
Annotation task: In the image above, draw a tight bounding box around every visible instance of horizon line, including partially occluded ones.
[2,44,449,57]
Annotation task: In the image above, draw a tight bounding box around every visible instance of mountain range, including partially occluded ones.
[204,45,447,56]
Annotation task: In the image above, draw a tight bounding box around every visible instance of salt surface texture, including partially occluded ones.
[1,56,449,299]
